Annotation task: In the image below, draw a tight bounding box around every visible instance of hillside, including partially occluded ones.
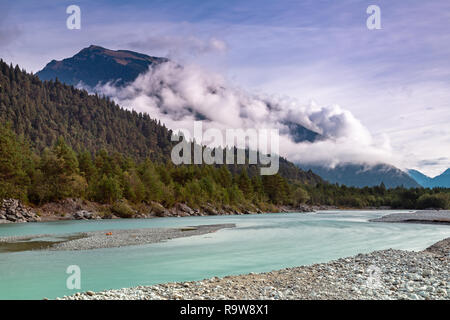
[0,59,322,184]
[1,61,173,161]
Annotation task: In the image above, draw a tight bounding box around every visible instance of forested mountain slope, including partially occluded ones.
[0,59,322,184]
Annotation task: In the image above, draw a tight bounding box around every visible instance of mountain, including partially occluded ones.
[301,163,421,188]
[408,169,433,187]
[36,45,168,88]
[408,169,450,188]
[1,60,173,161]
[285,122,320,143]
[36,45,322,144]
[0,59,322,185]
[434,169,450,187]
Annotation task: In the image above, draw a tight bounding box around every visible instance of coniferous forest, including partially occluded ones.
[1,59,449,212]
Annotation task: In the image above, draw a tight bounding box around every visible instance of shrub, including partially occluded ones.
[110,201,135,218]
[416,193,449,209]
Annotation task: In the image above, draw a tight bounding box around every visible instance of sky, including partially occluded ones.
[1,0,449,177]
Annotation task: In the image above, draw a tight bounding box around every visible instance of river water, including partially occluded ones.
[0,210,449,299]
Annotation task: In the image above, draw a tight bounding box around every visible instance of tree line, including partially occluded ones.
[0,123,311,210]
[305,182,450,210]
[1,122,449,210]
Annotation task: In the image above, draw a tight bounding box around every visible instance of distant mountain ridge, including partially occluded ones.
[36,45,168,87]
[301,163,421,188]
[408,169,450,188]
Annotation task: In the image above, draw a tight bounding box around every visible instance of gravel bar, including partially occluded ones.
[0,224,235,251]
[60,238,450,300]
[370,210,450,225]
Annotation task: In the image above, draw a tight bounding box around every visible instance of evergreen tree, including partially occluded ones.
[89,174,122,203]
[0,124,31,200]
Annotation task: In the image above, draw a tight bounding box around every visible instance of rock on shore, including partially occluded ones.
[1,197,321,223]
[0,199,40,223]
[60,238,450,300]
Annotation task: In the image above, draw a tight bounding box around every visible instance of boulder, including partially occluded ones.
[202,204,218,215]
[73,210,94,220]
[150,202,170,217]
[6,214,17,222]
[170,207,188,217]
[176,203,194,215]
[1,199,40,223]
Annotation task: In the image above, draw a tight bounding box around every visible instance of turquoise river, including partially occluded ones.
[0,210,449,299]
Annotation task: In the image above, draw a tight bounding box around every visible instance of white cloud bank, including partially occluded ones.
[94,61,396,167]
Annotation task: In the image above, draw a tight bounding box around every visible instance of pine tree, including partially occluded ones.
[238,169,253,197]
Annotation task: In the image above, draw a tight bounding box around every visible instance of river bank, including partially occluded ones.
[0,198,334,224]
[60,238,450,300]
[3,197,449,225]
[2,197,449,228]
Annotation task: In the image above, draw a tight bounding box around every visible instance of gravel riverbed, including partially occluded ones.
[370,210,450,225]
[0,224,235,251]
[60,238,450,300]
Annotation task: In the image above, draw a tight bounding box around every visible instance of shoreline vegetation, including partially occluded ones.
[59,237,450,300]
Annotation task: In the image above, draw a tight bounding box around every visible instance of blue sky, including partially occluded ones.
[1,0,449,176]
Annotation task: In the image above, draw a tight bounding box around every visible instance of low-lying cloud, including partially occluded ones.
[93,61,395,167]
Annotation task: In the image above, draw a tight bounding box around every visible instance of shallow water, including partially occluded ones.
[0,210,449,299]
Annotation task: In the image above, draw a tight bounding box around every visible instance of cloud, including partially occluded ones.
[0,28,20,48]
[92,61,394,167]
[0,2,21,49]
[417,158,449,167]
[125,35,227,58]
[1,0,446,177]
